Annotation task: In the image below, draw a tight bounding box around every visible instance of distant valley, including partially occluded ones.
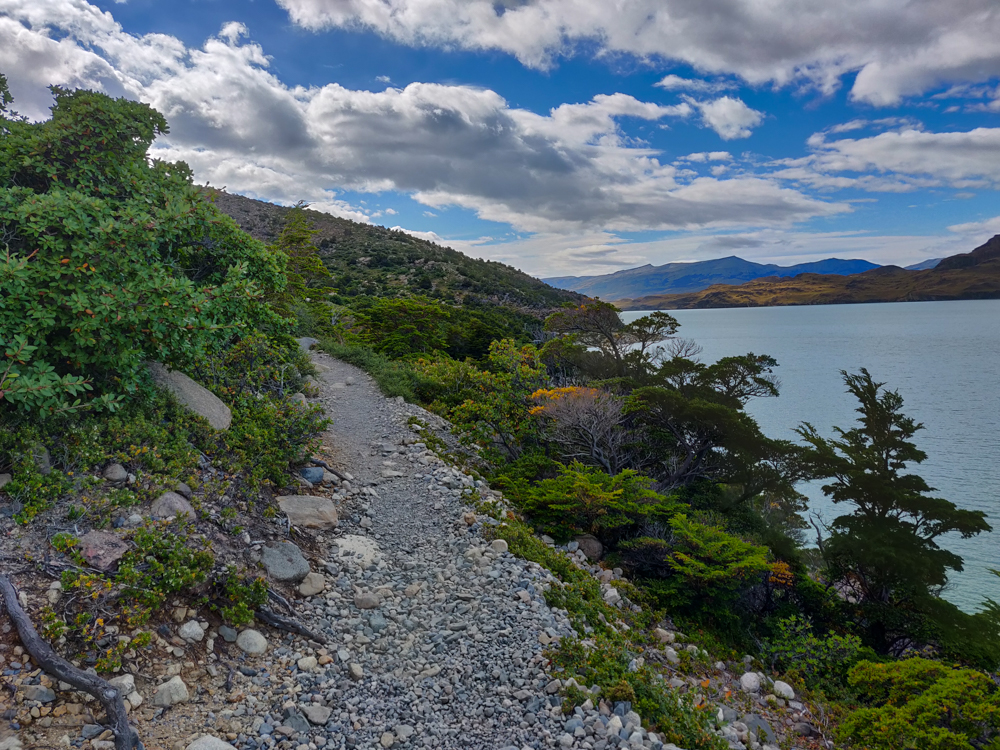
[614,236,1000,310]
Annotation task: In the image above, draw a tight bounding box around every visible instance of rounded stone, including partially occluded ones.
[150,491,195,520]
[260,542,310,582]
[739,672,762,692]
[186,736,237,750]
[235,629,268,655]
[102,463,128,482]
[773,680,795,699]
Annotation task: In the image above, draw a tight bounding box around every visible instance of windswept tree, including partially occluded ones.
[798,369,992,655]
[544,301,679,378]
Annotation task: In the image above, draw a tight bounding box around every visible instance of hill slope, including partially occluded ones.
[544,255,879,300]
[616,236,1000,310]
[210,191,581,311]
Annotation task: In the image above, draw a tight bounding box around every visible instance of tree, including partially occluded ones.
[0,82,285,415]
[544,302,679,378]
[356,297,451,357]
[797,369,991,654]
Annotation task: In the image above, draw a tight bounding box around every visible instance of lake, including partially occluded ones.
[622,300,1000,612]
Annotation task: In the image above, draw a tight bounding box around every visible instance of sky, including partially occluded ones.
[3,1,1000,277]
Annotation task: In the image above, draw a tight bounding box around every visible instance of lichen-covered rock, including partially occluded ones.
[152,676,189,707]
[148,362,231,430]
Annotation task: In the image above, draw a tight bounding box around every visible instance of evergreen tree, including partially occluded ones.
[798,369,991,654]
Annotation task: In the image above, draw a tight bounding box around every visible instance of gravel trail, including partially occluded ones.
[275,352,587,750]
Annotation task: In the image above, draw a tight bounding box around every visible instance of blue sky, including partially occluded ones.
[4,0,1000,276]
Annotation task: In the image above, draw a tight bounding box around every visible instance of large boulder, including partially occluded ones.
[574,534,603,560]
[295,337,320,354]
[278,495,338,529]
[78,531,129,572]
[147,362,231,431]
[150,491,195,520]
[261,542,310,582]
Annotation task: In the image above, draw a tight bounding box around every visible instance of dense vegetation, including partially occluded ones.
[3,76,999,748]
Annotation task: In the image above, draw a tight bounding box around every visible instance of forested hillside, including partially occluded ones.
[210,191,581,311]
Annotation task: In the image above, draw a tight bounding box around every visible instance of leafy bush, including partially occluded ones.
[511,461,683,543]
[623,514,772,624]
[0,84,286,415]
[355,296,452,357]
[762,615,875,696]
[193,332,309,400]
[839,658,1000,750]
[116,523,214,626]
[212,566,269,626]
[214,396,329,488]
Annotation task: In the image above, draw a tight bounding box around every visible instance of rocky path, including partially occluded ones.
[263,352,586,750]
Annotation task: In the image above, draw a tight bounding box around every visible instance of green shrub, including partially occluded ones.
[0,84,286,416]
[212,565,269,626]
[214,396,329,489]
[839,657,1000,750]
[762,615,875,696]
[512,461,683,542]
[116,523,214,626]
[622,514,772,623]
[193,332,308,401]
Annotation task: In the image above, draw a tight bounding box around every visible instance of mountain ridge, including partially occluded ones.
[614,236,1000,310]
[543,255,880,300]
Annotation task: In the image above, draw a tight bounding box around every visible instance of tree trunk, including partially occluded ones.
[0,575,141,750]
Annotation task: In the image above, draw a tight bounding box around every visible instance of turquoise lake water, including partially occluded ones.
[621,300,1000,612]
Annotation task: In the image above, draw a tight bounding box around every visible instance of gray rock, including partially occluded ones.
[236,629,267,655]
[348,663,364,681]
[178,620,205,642]
[81,724,104,739]
[102,463,128,482]
[175,481,193,500]
[290,393,307,405]
[78,530,129,572]
[739,672,761,692]
[261,542,310,582]
[794,722,819,737]
[108,674,135,695]
[295,337,320,353]
[152,676,189,707]
[298,571,325,597]
[282,710,311,734]
[0,473,11,491]
[218,625,238,643]
[302,705,332,725]
[490,539,509,554]
[298,467,325,484]
[148,362,232,431]
[23,685,56,702]
[354,592,381,609]
[150,491,195,520]
[772,680,794,700]
[575,534,603,560]
[186,737,237,750]
[277,495,338,529]
[742,714,777,744]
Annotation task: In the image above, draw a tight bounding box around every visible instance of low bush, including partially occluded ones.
[838,657,1000,750]
[762,615,876,696]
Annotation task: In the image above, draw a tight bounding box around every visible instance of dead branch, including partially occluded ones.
[0,575,142,750]
[255,607,327,644]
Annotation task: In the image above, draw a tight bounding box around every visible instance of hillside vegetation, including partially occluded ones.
[211,191,580,311]
[617,236,1000,309]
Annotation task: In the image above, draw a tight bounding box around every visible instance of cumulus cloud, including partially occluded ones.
[684,96,764,140]
[777,127,1000,191]
[0,1,847,234]
[276,0,1000,105]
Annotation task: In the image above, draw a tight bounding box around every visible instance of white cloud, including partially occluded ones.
[684,96,764,140]
[275,0,1000,105]
[0,2,847,235]
[798,128,1000,188]
[654,74,732,93]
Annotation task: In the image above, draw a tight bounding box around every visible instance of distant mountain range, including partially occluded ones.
[614,237,1000,310]
[544,256,883,300]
